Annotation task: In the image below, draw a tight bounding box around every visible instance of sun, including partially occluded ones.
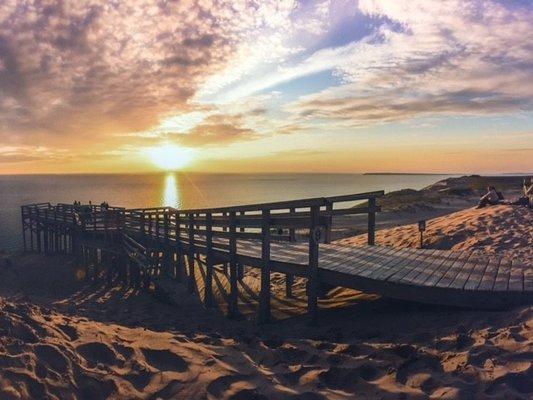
[144,144,196,171]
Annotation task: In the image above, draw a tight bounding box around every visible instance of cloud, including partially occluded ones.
[0,145,60,163]
[0,0,298,143]
[286,0,533,126]
[176,114,259,147]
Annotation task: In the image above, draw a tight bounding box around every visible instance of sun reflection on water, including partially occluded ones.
[162,173,181,208]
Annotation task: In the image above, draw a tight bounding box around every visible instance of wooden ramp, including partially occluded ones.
[21,192,532,324]
[179,237,532,310]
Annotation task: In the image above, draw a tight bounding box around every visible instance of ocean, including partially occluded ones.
[0,173,453,251]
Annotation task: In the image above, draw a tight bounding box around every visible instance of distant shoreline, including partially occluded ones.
[363,172,451,176]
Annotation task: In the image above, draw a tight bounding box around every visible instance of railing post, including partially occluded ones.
[228,211,239,319]
[175,212,184,282]
[307,205,320,325]
[205,212,214,307]
[21,207,27,252]
[259,209,271,324]
[187,213,196,293]
[368,197,376,246]
[36,210,42,253]
[325,201,333,244]
[43,209,49,255]
[289,207,296,242]
[141,211,146,238]
[239,211,245,232]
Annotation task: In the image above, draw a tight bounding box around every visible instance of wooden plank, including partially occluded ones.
[389,249,441,284]
[507,259,524,292]
[386,250,438,283]
[259,209,271,324]
[463,256,490,290]
[187,214,196,293]
[367,197,376,245]
[356,247,411,278]
[345,246,399,276]
[402,250,449,284]
[435,252,474,288]
[307,205,320,325]
[373,248,422,281]
[333,246,398,276]
[420,251,464,287]
[447,253,482,289]
[524,267,533,292]
[204,213,214,307]
[227,211,238,318]
[493,255,512,291]
[477,255,503,291]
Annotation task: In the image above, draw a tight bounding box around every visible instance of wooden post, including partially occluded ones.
[36,214,41,253]
[204,213,214,307]
[29,209,34,251]
[228,211,238,318]
[175,212,184,282]
[307,205,320,325]
[289,207,296,242]
[259,209,271,324]
[325,201,333,244]
[239,211,245,232]
[21,207,27,251]
[43,209,49,255]
[187,213,196,293]
[368,197,376,246]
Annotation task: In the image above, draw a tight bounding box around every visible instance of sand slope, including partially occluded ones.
[338,205,532,261]
[1,204,532,399]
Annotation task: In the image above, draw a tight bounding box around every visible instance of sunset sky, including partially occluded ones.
[0,0,532,174]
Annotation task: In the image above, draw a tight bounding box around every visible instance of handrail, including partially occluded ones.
[173,190,384,214]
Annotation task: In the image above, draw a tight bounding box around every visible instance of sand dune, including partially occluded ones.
[0,204,532,399]
[338,205,532,261]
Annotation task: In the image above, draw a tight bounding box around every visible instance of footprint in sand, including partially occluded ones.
[76,342,117,367]
[124,369,153,392]
[114,343,134,359]
[318,365,383,391]
[75,373,118,400]
[2,370,48,399]
[57,324,79,341]
[206,374,251,398]
[395,354,442,386]
[389,344,418,359]
[33,344,69,374]
[141,348,188,372]
[279,365,320,386]
[288,392,327,400]
[229,388,269,400]
[466,345,504,367]
[485,366,533,396]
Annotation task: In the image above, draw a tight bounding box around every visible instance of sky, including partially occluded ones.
[0,0,532,174]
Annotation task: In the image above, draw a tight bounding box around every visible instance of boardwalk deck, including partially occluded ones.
[21,192,532,323]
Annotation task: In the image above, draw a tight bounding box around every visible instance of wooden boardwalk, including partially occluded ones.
[21,192,532,324]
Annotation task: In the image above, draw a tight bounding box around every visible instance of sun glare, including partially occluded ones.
[144,144,196,171]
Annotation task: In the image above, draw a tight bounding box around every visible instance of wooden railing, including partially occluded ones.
[119,191,383,322]
[21,191,383,323]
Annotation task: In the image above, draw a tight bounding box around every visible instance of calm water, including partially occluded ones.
[0,173,453,251]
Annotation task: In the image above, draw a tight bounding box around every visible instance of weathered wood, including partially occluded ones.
[187,213,196,293]
[367,197,376,246]
[228,211,239,318]
[259,209,271,324]
[307,205,320,325]
[324,202,333,244]
[20,188,531,319]
[204,213,214,307]
[289,207,296,242]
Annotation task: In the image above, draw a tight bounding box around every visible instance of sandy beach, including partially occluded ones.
[1,177,531,399]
